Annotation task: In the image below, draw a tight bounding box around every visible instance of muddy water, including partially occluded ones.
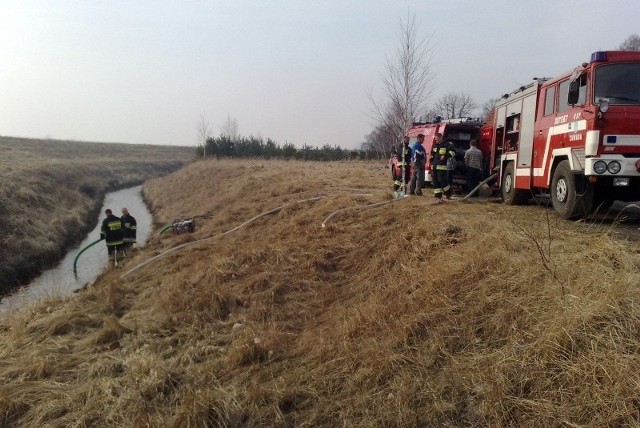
[0,185,152,314]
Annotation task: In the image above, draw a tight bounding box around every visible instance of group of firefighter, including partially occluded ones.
[393,132,483,202]
[100,207,137,264]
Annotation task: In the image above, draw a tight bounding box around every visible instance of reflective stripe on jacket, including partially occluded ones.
[430,142,454,171]
[101,215,124,246]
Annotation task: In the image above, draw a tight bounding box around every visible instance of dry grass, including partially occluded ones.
[0,136,193,292]
[1,158,640,427]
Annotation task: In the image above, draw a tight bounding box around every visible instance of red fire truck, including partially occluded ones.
[486,50,640,218]
[392,118,484,191]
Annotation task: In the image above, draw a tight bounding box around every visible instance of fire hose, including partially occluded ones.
[72,238,104,278]
[121,197,324,279]
[322,173,498,227]
[158,223,173,235]
[462,173,497,200]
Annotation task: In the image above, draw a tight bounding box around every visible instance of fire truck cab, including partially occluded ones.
[489,51,640,218]
[393,118,483,191]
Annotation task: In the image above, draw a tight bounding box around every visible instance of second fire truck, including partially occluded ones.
[392,118,484,192]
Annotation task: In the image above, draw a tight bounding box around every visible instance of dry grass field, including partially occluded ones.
[1,158,640,427]
[0,136,194,292]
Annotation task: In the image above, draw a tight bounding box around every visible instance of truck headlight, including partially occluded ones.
[607,161,621,174]
[593,161,607,174]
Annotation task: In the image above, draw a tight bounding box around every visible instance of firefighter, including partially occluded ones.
[393,136,412,192]
[400,136,412,191]
[391,148,401,190]
[100,208,124,265]
[429,133,455,202]
[121,207,137,254]
[410,133,426,196]
[446,140,456,190]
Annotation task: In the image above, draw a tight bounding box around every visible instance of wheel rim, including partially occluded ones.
[505,174,513,194]
[556,178,568,203]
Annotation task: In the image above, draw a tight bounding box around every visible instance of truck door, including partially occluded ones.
[532,84,556,188]
[518,93,537,170]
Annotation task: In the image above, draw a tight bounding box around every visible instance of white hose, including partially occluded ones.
[321,196,408,228]
[121,197,323,279]
[321,173,498,228]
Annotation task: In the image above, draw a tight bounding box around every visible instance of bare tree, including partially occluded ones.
[619,34,640,51]
[419,107,442,123]
[480,97,500,122]
[434,92,478,119]
[361,122,396,156]
[368,11,434,150]
[220,114,239,141]
[195,113,211,157]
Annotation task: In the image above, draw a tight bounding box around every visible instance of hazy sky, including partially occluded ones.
[1,1,638,149]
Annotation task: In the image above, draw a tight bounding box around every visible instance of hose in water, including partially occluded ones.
[73,238,103,278]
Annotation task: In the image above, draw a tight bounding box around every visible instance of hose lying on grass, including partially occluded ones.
[121,196,324,279]
[321,173,499,227]
[158,223,173,235]
[321,195,409,228]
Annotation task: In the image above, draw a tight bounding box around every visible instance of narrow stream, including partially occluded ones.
[0,185,153,314]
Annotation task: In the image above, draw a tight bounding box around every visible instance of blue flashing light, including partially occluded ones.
[591,51,608,63]
[606,135,617,143]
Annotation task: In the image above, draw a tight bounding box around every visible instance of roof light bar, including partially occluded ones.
[591,51,608,63]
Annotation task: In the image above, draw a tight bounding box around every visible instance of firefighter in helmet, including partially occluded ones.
[100,208,124,265]
[430,133,456,202]
[393,136,412,191]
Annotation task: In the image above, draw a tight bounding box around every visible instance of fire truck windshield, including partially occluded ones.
[594,63,640,105]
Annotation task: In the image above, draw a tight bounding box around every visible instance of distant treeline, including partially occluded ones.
[196,135,386,161]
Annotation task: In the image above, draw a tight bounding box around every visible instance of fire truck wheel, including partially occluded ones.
[502,162,529,205]
[551,160,584,219]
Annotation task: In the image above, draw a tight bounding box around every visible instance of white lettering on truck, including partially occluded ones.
[554,115,569,125]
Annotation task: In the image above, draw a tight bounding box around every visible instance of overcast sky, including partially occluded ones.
[1,1,638,149]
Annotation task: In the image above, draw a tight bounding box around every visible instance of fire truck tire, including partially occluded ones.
[502,162,529,205]
[551,160,587,219]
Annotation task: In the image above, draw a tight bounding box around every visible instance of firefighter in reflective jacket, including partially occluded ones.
[393,136,412,191]
[100,208,124,262]
[430,133,456,201]
[121,207,137,254]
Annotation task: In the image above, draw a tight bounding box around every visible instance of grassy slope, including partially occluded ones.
[0,136,194,292]
[1,159,639,427]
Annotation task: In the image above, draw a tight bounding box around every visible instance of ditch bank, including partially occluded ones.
[0,185,153,313]
[0,159,187,296]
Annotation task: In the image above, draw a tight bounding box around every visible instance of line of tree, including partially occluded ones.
[195,134,388,161]
[620,33,640,51]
